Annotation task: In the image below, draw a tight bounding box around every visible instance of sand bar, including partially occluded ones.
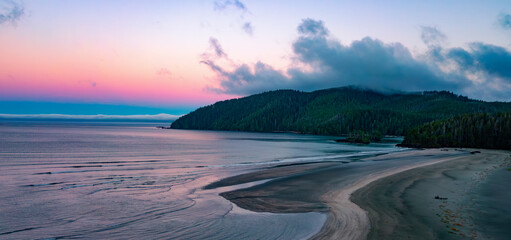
[209,149,510,239]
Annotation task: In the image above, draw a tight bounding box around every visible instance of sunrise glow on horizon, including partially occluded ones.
[1,0,511,115]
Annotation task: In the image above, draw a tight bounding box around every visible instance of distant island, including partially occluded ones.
[334,130,383,144]
[171,87,511,149]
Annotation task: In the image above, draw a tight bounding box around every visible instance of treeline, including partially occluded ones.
[171,87,511,136]
[401,112,511,150]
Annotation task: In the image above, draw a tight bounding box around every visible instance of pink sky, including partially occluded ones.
[1,1,511,115]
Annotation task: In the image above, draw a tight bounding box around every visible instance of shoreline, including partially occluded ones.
[208,148,510,239]
[351,149,511,239]
[310,149,479,240]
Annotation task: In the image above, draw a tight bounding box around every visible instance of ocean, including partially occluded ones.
[0,120,402,239]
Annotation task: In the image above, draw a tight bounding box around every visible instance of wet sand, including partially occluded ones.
[206,148,509,239]
[352,149,511,240]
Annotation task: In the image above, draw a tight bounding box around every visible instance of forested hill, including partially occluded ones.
[170,87,511,136]
[401,112,511,150]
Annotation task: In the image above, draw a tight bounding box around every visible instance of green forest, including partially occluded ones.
[401,112,511,150]
[170,87,511,137]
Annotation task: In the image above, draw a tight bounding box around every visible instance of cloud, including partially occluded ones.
[292,34,464,92]
[204,37,227,59]
[203,19,466,95]
[214,0,254,36]
[297,18,329,37]
[420,26,446,47]
[201,19,511,101]
[242,22,253,35]
[202,61,290,95]
[0,0,24,25]
[449,43,511,79]
[498,13,511,30]
[421,26,511,98]
[157,68,172,80]
[0,113,180,121]
[214,0,247,12]
[442,42,511,100]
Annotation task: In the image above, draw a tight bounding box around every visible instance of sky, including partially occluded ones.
[1,0,511,117]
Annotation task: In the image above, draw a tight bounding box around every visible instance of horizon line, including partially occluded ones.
[0,113,181,121]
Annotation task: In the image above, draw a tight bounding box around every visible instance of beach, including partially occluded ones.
[212,148,511,239]
[352,149,511,239]
[2,121,509,239]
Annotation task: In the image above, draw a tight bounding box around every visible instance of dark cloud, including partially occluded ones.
[202,19,511,101]
[447,43,511,80]
[420,26,446,47]
[446,48,473,69]
[242,22,253,35]
[468,43,511,79]
[297,18,329,37]
[498,13,511,30]
[214,0,246,12]
[0,0,24,25]
[292,34,463,92]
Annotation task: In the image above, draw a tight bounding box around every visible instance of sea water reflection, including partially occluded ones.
[0,121,401,239]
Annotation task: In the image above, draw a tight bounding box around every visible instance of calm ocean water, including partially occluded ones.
[0,120,401,239]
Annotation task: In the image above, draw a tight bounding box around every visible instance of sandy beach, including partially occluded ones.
[210,148,511,239]
[352,149,511,239]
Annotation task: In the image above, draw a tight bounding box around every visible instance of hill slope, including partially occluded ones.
[171,87,511,136]
[401,112,511,150]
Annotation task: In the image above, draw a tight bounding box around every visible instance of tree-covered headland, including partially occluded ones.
[171,87,511,142]
[401,112,511,150]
